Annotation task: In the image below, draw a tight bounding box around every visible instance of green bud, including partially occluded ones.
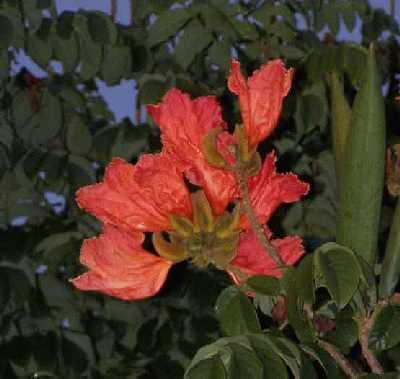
[170,214,194,238]
[192,190,215,233]
[214,203,241,239]
[202,127,229,168]
[152,232,188,262]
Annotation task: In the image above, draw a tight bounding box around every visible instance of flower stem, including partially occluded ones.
[234,163,283,267]
[316,339,360,378]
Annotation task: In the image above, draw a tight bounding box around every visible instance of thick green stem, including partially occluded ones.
[379,198,400,298]
[235,164,283,267]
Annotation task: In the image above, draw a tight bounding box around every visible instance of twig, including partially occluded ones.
[390,0,395,18]
[358,303,386,375]
[111,0,117,21]
[234,164,284,266]
[317,339,360,378]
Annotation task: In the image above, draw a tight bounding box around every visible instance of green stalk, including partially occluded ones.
[336,45,386,265]
[327,71,352,194]
[379,198,400,298]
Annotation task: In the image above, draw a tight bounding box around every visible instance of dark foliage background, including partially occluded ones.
[1,0,400,377]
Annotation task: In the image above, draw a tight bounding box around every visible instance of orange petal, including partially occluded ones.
[228,59,294,148]
[148,88,237,215]
[240,151,309,228]
[228,228,305,284]
[76,154,192,232]
[70,225,173,300]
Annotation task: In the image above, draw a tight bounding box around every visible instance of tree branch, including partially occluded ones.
[358,305,385,375]
[317,339,360,378]
[111,0,117,21]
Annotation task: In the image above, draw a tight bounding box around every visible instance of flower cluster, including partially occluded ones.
[70,60,309,301]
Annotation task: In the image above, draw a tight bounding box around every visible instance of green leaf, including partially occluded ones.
[101,46,132,85]
[12,90,37,144]
[358,374,399,378]
[379,198,400,298]
[301,345,346,379]
[282,268,314,343]
[369,305,400,352]
[337,46,386,265]
[37,0,52,9]
[339,44,368,87]
[247,335,289,379]
[186,338,263,379]
[87,12,117,45]
[185,356,227,379]
[67,155,95,189]
[92,126,119,162]
[262,335,302,379]
[174,19,213,69]
[38,91,63,143]
[325,315,358,354]
[53,31,79,73]
[138,74,169,104]
[23,0,43,31]
[245,275,280,296]
[208,40,231,71]
[66,115,92,155]
[148,9,191,47]
[225,342,264,379]
[215,286,261,336]
[27,24,53,68]
[78,34,102,80]
[35,231,82,255]
[62,330,95,367]
[0,116,13,151]
[314,243,361,309]
[0,48,10,80]
[74,14,102,80]
[110,123,150,161]
[59,88,85,110]
[295,255,315,305]
[299,355,317,378]
[0,14,15,48]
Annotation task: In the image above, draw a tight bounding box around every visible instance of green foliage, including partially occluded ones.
[314,243,361,309]
[380,199,400,298]
[215,286,261,336]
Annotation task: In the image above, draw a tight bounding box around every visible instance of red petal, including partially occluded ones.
[240,151,309,228]
[228,228,305,284]
[228,59,294,148]
[70,225,173,300]
[76,154,192,232]
[148,88,237,215]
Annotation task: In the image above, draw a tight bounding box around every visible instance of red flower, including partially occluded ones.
[228,59,294,149]
[72,153,191,299]
[76,153,192,232]
[71,225,173,300]
[229,227,305,284]
[72,59,309,302]
[147,88,237,215]
[241,151,310,229]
